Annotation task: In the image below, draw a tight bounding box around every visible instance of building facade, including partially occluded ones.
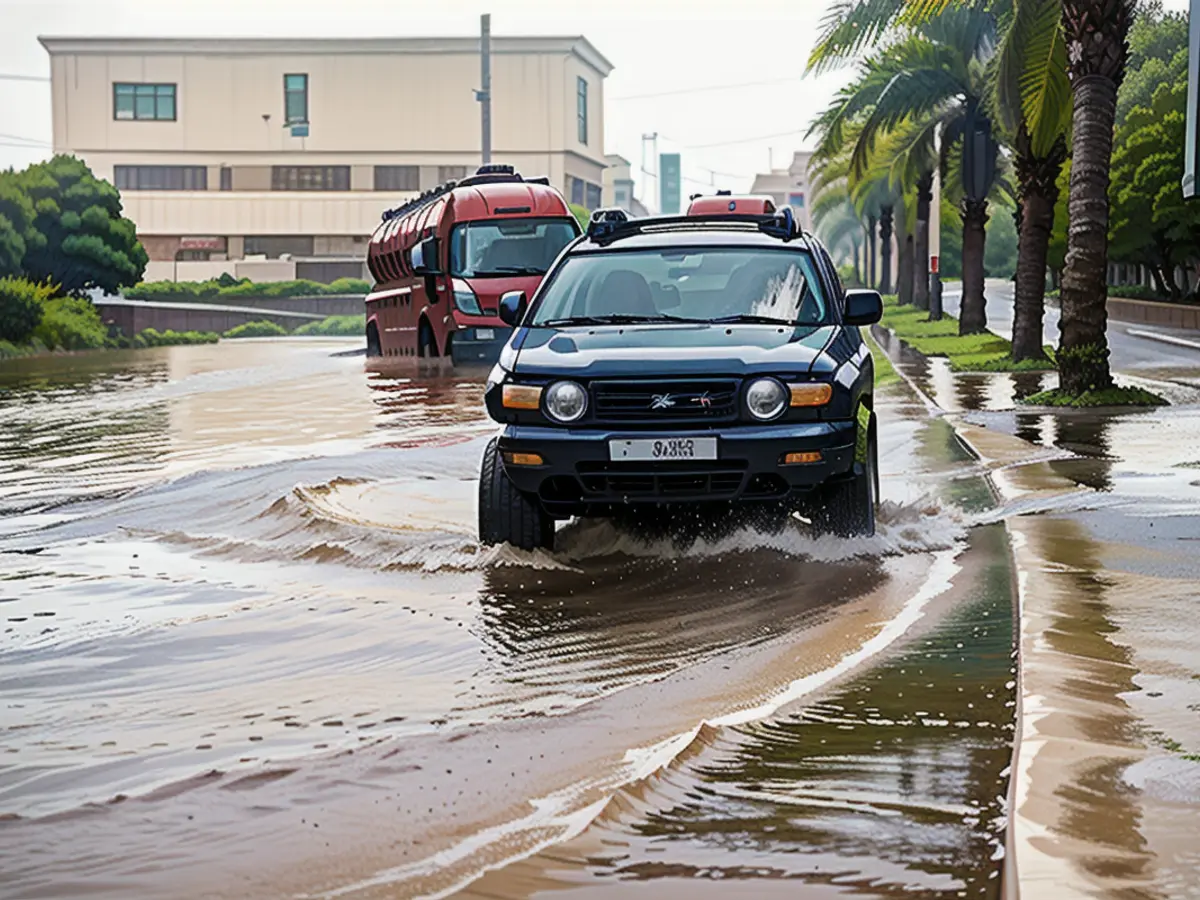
[40,36,612,283]
[750,151,814,234]
[601,153,649,217]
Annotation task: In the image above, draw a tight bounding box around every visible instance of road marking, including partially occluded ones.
[1125,328,1200,352]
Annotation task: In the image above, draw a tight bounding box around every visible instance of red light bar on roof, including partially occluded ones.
[686,194,778,216]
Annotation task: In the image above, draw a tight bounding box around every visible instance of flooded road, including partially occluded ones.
[1,338,1025,898]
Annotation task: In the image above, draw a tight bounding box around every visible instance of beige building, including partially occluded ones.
[601,153,649,217]
[39,36,612,283]
[750,151,814,234]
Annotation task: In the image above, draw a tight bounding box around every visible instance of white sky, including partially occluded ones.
[0,0,1191,199]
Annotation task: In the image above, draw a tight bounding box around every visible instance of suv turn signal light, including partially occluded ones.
[789,383,833,407]
[502,384,543,410]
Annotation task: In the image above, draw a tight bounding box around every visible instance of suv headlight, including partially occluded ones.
[451,277,483,316]
[544,380,588,423]
[745,378,788,420]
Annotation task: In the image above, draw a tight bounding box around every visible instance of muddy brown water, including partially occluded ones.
[0,338,1032,898]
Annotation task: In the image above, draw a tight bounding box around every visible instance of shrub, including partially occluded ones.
[223,320,288,338]
[292,314,366,337]
[325,277,371,295]
[0,276,51,343]
[33,295,107,350]
[137,327,220,347]
[570,204,590,229]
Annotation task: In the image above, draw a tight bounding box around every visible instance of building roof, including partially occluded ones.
[38,35,614,77]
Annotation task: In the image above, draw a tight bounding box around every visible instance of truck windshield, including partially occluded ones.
[529,247,830,326]
[449,218,578,278]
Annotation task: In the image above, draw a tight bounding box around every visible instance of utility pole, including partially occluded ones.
[640,132,659,211]
[478,14,492,165]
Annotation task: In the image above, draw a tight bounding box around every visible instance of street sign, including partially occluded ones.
[290,123,309,138]
[1185,0,1200,198]
[659,153,681,215]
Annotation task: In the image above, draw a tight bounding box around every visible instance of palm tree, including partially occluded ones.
[1055,0,1134,394]
[809,7,1004,334]
[995,0,1071,362]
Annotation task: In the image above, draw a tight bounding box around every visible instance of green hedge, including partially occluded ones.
[223,320,289,339]
[126,277,371,303]
[0,276,52,343]
[292,314,365,336]
[137,328,219,347]
[33,295,107,351]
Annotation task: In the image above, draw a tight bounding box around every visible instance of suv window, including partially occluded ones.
[530,247,829,325]
[449,218,579,277]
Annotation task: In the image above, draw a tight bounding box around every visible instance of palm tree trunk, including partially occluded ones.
[959,199,989,334]
[913,173,933,310]
[878,205,894,294]
[1058,0,1132,395]
[1012,133,1066,362]
[898,220,914,306]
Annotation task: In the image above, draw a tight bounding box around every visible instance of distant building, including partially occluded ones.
[750,151,813,233]
[602,153,649,217]
[40,35,613,283]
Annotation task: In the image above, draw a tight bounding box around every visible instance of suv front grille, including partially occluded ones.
[576,460,747,500]
[591,379,740,424]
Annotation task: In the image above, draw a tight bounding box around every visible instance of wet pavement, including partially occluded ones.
[1,335,1198,898]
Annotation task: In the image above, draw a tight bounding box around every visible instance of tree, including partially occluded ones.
[1109,79,1200,299]
[0,170,39,279]
[1057,0,1134,395]
[18,155,147,297]
[0,276,48,343]
[809,6,1004,333]
[994,0,1071,361]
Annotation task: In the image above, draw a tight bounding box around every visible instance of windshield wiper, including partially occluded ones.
[707,313,800,325]
[539,314,705,327]
[471,266,547,276]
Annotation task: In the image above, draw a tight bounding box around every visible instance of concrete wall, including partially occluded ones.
[1108,296,1200,330]
[95,301,326,336]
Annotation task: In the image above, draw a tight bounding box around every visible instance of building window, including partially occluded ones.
[244,236,315,258]
[577,77,588,145]
[114,83,176,121]
[788,192,806,208]
[585,182,602,210]
[569,177,584,206]
[438,165,469,183]
[220,167,232,191]
[374,166,419,191]
[114,165,207,191]
[271,166,350,191]
[284,74,308,124]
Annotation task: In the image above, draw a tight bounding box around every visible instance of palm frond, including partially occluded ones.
[993,0,1069,154]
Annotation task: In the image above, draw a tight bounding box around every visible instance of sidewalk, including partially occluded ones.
[874,331,1200,899]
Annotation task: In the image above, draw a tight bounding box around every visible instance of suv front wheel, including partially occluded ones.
[814,417,878,538]
[478,438,555,551]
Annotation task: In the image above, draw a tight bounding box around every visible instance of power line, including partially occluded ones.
[610,76,805,103]
[0,141,51,150]
[684,129,807,151]
[0,73,50,83]
[0,132,51,147]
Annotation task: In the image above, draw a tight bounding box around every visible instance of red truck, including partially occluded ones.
[365,164,581,364]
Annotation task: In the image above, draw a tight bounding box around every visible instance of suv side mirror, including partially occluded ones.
[498,290,528,327]
[411,236,440,275]
[844,289,883,326]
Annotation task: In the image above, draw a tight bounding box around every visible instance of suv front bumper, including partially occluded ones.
[497,420,858,514]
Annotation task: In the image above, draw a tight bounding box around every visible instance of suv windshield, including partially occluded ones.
[449,218,579,278]
[529,247,829,327]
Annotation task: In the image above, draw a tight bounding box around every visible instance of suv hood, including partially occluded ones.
[511,323,839,378]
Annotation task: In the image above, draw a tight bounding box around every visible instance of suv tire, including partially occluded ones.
[478,438,555,551]
[815,418,878,538]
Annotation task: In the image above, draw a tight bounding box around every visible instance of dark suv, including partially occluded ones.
[477,204,884,551]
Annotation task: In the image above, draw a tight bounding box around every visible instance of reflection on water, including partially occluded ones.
[464,524,1016,899]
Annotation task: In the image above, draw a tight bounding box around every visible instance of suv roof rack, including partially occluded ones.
[585,206,805,244]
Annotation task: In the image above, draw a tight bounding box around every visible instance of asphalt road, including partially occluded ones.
[941,279,1200,371]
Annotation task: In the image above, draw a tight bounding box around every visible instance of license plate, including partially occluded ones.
[476,328,495,340]
[609,437,718,461]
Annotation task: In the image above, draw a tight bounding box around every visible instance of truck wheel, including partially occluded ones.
[815,420,878,538]
[478,438,554,551]
[366,321,382,357]
[418,320,438,358]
